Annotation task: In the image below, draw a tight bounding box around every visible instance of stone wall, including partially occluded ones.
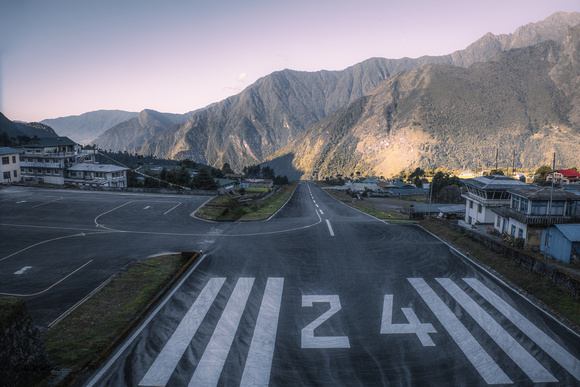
[432,219,580,300]
[0,297,51,386]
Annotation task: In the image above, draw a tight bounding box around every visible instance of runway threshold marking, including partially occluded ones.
[437,278,557,383]
[240,278,284,386]
[326,219,335,236]
[190,278,255,385]
[408,278,513,384]
[464,278,580,381]
[139,278,226,386]
[0,260,93,297]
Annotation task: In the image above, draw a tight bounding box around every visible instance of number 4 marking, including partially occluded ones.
[380,295,436,346]
[302,295,350,348]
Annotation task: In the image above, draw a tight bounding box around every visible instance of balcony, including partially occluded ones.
[461,192,511,207]
[494,207,580,225]
[20,162,62,168]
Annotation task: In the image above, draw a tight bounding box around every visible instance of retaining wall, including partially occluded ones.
[432,219,580,300]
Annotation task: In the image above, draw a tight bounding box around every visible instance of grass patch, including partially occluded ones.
[420,220,580,330]
[325,189,408,220]
[196,182,298,221]
[43,253,187,370]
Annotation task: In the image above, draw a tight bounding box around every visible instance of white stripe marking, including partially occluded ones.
[240,278,284,386]
[164,203,181,215]
[14,266,32,275]
[189,278,255,386]
[144,206,151,209]
[437,278,557,383]
[139,278,226,386]
[325,220,335,236]
[319,210,324,215]
[32,197,62,208]
[408,278,512,384]
[464,278,580,381]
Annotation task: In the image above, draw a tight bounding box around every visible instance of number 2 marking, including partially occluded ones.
[301,295,350,348]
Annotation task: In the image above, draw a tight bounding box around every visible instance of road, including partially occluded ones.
[2,183,580,385]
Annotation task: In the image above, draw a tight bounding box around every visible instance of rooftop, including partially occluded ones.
[21,137,77,147]
[0,147,22,155]
[463,175,529,190]
[553,224,580,242]
[508,187,580,201]
[68,163,128,172]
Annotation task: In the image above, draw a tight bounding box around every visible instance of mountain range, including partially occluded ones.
[4,11,580,178]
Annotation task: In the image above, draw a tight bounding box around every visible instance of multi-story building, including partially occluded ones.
[492,187,580,248]
[461,175,529,226]
[65,163,129,188]
[0,147,22,184]
[19,137,80,185]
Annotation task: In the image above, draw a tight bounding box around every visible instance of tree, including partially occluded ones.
[489,169,504,175]
[192,168,218,190]
[221,163,234,175]
[534,165,552,183]
[262,166,275,180]
[430,171,463,203]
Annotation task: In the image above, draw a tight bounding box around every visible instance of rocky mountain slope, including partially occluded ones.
[0,112,58,141]
[41,110,138,144]
[94,109,194,152]
[132,12,580,173]
[266,24,580,179]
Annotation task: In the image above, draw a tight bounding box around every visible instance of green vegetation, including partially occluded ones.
[43,254,187,369]
[0,297,26,329]
[420,220,580,330]
[196,182,297,221]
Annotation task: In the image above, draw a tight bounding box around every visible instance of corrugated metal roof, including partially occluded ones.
[0,147,21,155]
[21,137,77,147]
[68,163,128,172]
[508,187,580,200]
[463,175,528,190]
[554,224,580,242]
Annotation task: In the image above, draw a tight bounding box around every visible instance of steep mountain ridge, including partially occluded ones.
[267,25,580,179]
[94,109,194,152]
[41,110,139,144]
[0,112,58,141]
[134,11,580,172]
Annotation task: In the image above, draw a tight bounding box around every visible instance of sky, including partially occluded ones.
[1,0,578,122]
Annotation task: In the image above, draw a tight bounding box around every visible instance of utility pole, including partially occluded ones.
[512,149,515,176]
[544,152,556,259]
[495,149,498,171]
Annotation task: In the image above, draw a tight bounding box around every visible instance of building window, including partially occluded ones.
[3,171,10,180]
[512,195,520,210]
[518,228,523,239]
[551,201,565,216]
[477,204,482,213]
[13,170,17,178]
[511,225,516,237]
[12,156,16,163]
[521,199,528,214]
[469,200,473,209]
[468,216,472,225]
[531,201,549,215]
[2,156,9,165]
[496,216,501,227]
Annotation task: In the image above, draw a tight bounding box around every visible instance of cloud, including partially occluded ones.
[237,72,247,82]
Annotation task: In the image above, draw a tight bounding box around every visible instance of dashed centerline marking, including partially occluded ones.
[326,220,335,236]
[14,266,32,275]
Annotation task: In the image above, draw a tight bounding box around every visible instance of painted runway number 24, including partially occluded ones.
[301,294,436,349]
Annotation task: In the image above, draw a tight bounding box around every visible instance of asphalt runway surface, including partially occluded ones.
[2,183,580,386]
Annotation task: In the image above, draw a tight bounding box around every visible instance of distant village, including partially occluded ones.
[1,136,579,266]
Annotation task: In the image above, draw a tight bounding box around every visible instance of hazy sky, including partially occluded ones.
[1,0,578,122]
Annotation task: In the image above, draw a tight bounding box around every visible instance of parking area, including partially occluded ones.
[0,186,215,329]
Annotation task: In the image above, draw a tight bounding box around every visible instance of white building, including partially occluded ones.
[66,163,129,188]
[461,175,528,226]
[19,137,81,185]
[0,147,22,184]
